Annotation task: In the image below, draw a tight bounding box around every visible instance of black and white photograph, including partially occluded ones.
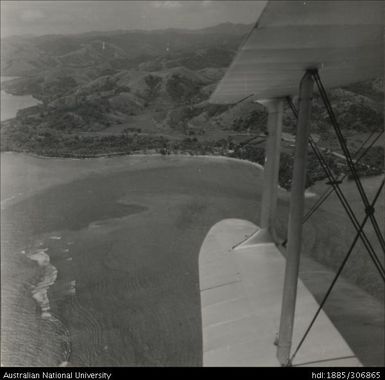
[0,0,384,372]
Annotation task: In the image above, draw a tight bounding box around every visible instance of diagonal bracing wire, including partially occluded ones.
[290,179,385,365]
[286,97,385,280]
[286,96,384,227]
[286,96,383,223]
[304,130,383,223]
[308,138,385,280]
[312,71,385,254]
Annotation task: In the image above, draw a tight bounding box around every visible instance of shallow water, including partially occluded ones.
[1,153,263,366]
[2,152,382,366]
[1,77,41,121]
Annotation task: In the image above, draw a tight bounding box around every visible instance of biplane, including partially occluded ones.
[199,0,384,367]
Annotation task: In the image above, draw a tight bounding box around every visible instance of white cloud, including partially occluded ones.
[20,9,45,22]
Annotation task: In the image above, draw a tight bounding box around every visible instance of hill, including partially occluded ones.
[1,23,250,76]
[1,23,383,188]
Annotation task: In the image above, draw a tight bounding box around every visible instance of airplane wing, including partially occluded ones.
[199,219,361,366]
[209,0,384,104]
[201,0,384,367]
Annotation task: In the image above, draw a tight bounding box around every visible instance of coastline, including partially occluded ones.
[0,151,267,209]
[1,150,383,366]
[1,153,267,366]
[0,94,41,122]
[0,149,319,201]
[2,149,264,166]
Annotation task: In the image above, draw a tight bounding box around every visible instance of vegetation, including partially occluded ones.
[1,24,383,306]
[143,75,162,102]
[232,109,268,132]
[351,146,384,178]
[1,23,383,190]
[166,74,202,104]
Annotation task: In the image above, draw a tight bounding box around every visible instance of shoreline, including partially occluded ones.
[1,149,383,366]
[5,149,377,200]
[0,86,42,121]
[1,151,270,211]
[2,150,305,198]
[1,149,263,167]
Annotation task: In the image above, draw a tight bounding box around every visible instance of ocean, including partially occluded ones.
[1,75,383,366]
[0,152,264,366]
[1,76,41,121]
[1,151,383,366]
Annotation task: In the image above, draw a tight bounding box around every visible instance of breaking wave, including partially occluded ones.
[23,246,72,364]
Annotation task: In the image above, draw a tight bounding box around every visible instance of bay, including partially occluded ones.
[1,76,41,121]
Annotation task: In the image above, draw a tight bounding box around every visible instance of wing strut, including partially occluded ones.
[277,70,315,366]
[234,98,284,249]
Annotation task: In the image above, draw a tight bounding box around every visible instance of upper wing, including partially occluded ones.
[209,0,384,104]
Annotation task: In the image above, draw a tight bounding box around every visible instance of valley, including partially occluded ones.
[1,23,383,190]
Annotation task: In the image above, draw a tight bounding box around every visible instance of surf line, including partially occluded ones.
[24,247,58,319]
[22,244,72,364]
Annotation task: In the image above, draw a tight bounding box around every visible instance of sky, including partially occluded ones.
[1,1,266,37]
